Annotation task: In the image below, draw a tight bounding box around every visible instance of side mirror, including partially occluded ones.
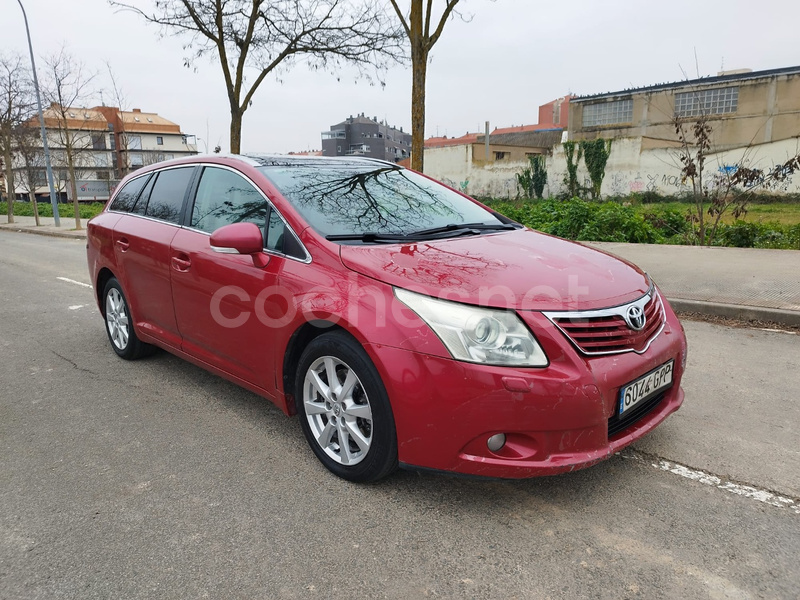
[210,222,269,268]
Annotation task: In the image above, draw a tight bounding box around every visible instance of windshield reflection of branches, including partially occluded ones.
[272,167,465,234]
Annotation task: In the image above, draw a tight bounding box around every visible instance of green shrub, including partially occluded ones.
[485,198,661,244]
[0,201,106,220]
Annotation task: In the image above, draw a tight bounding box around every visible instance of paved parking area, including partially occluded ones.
[1,231,798,598]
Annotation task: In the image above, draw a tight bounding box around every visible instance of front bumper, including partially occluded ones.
[365,303,686,479]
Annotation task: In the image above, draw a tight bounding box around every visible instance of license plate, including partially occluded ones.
[619,360,674,416]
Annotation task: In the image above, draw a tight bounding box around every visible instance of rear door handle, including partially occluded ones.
[116,238,130,252]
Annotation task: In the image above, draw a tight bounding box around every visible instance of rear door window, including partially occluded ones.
[144,167,195,224]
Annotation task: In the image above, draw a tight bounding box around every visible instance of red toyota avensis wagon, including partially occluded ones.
[87,155,686,482]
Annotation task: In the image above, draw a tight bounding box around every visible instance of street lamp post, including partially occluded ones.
[17,0,60,227]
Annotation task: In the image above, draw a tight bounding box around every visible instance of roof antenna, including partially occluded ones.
[694,47,700,78]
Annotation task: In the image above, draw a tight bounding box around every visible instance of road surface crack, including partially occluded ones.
[50,350,98,377]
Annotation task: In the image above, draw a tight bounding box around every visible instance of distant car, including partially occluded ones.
[87,155,686,482]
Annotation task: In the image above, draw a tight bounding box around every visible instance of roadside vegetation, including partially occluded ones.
[0,201,105,220]
[484,194,800,250]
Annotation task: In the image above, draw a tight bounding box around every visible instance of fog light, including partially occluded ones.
[487,433,506,452]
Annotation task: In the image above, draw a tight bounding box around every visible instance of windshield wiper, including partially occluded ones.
[406,222,518,237]
[326,222,519,244]
[326,232,416,243]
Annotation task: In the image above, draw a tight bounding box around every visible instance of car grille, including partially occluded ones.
[543,288,665,356]
[608,391,667,438]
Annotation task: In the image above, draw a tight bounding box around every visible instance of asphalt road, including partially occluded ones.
[1,231,798,599]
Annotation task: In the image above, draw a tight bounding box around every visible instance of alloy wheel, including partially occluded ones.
[105,288,130,351]
[302,356,373,466]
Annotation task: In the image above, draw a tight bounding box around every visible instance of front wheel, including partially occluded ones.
[102,277,153,360]
[295,332,398,483]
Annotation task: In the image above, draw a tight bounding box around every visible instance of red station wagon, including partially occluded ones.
[87,155,686,482]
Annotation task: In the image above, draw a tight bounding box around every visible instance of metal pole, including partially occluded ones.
[17,0,60,226]
[485,121,490,161]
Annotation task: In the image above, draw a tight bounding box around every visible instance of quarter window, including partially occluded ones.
[109,174,149,212]
[190,167,269,234]
[144,167,195,224]
[582,99,633,127]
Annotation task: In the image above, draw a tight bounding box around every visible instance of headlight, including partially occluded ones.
[394,288,548,367]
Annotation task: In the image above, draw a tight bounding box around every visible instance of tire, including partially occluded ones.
[102,277,153,360]
[295,331,398,483]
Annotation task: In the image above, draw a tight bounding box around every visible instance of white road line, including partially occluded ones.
[623,450,800,514]
[57,277,92,289]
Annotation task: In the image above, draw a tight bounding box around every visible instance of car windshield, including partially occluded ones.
[259,163,508,240]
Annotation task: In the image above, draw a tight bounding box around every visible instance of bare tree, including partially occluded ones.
[675,113,800,245]
[104,62,130,179]
[41,49,98,229]
[12,124,45,226]
[0,53,34,223]
[110,0,403,153]
[388,0,463,172]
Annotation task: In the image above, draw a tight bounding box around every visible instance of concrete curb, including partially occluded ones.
[0,225,86,240]
[669,298,800,327]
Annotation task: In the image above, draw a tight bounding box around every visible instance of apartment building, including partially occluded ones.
[321,114,411,163]
[9,104,196,201]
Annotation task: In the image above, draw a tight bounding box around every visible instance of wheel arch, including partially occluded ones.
[282,320,354,415]
[95,267,116,314]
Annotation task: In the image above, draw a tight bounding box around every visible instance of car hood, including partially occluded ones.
[339,229,650,311]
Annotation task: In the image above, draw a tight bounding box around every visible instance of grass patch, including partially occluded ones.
[639,201,800,226]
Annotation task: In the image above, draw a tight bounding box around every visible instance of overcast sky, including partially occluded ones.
[5,0,800,154]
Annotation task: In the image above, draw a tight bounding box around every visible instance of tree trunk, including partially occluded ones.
[29,189,40,226]
[3,145,14,224]
[409,0,427,173]
[66,145,81,229]
[410,45,428,173]
[230,109,243,155]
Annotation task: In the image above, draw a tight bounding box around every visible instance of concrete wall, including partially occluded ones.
[424,144,536,198]
[426,135,800,199]
[548,136,800,197]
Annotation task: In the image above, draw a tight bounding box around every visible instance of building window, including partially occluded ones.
[322,130,346,140]
[130,153,143,167]
[494,151,508,160]
[92,134,107,150]
[127,135,142,150]
[109,135,116,151]
[582,98,633,127]
[675,86,738,118]
[156,136,164,145]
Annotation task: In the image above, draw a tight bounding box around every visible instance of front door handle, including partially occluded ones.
[172,255,191,272]
[116,238,130,252]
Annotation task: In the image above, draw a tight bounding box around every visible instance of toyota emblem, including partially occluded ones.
[625,305,646,331]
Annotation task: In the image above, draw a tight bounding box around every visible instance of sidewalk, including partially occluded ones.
[587,242,800,326]
[1,215,798,326]
[0,215,86,239]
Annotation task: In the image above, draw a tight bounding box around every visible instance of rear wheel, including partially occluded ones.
[295,332,397,482]
[102,278,153,360]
